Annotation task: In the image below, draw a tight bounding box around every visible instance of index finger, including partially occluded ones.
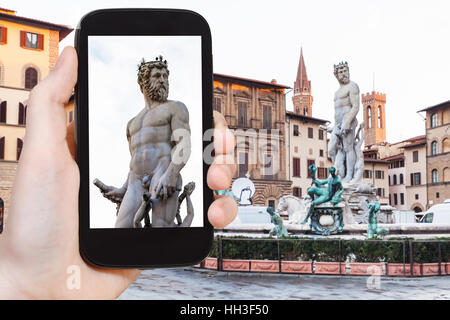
[213,111,235,155]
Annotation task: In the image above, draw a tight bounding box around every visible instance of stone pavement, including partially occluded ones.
[119,267,450,300]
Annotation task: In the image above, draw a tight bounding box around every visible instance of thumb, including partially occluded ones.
[24,46,78,153]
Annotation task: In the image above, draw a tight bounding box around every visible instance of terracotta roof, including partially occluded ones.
[285,111,329,124]
[402,140,426,149]
[0,11,73,41]
[418,100,450,112]
[381,153,404,161]
[364,157,389,164]
[214,73,291,89]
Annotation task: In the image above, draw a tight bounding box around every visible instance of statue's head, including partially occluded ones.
[137,55,169,102]
[329,166,336,176]
[333,61,350,85]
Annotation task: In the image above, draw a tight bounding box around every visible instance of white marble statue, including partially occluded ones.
[275,195,308,225]
[328,61,364,184]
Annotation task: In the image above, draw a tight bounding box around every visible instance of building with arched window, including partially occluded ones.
[418,99,450,206]
[0,7,72,225]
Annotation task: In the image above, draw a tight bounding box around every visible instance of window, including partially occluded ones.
[238,152,248,177]
[364,170,372,179]
[237,101,247,127]
[375,170,384,179]
[318,167,328,179]
[319,149,324,157]
[389,194,391,205]
[394,193,398,205]
[308,127,313,139]
[399,174,404,185]
[413,150,419,163]
[0,26,7,45]
[436,192,440,199]
[293,157,300,177]
[18,103,26,125]
[307,159,315,178]
[263,105,272,129]
[293,187,302,198]
[0,101,6,123]
[432,169,439,184]
[319,129,324,140]
[25,68,38,89]
[400,193,404,205]
[17,138,23,161]
[388,175,391,185]
[0,137,4,160]
[262,153,276,180]
[293,125,299,136]
[377,106,382,128]
[268,200,275,209]
[20,31,43,50]
[411,172,421,186]
[367,106,372,129]
[213,97,221,113]
[415,194,419,200]
[393,174,397,185]
[377,188,385,197]
[431,141,438,155]
[431,113,438,128]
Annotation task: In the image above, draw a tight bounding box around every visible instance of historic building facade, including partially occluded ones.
[285,112,332,199]
[213,73,292,208]
[418,100,450,206]
[0,8,72,222]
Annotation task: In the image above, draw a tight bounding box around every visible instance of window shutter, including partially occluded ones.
[18,103,24,125]
[17,138,23,161]
[38,34,44,50]
[0,101,6,123]
[0,27,7,44]
[0,137,4,160]
[20,31,26,47]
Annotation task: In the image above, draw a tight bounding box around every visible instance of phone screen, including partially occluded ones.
[88,36,204,229]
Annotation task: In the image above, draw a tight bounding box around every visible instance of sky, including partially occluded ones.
[88,36,203,228]
[4,0,450,143]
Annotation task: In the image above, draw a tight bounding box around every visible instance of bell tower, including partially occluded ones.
[292,48,313,116]
[362,91,386,147]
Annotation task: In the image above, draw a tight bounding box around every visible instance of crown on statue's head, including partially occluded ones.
[334,61,349,74]
[138,55,168,72]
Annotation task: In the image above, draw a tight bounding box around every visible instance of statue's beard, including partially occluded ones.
[143,80,169,102]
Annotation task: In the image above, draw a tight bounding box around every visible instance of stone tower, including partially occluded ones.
[361,91,386,147]
[292,48,313,116]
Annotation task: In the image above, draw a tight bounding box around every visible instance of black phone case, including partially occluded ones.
[75,9,214,268]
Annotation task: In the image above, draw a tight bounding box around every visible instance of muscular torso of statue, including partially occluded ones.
[113,100,190,228]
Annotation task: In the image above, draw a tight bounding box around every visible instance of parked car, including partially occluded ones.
[419,199,450,224]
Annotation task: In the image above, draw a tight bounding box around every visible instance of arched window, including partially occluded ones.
[431,113,438,128]
[431,141,438,155]
[367,106,372,129]
[0,101,6,123]
[444,167,450,182]
[377,106,382,128]
[432,169,439,184]
[17,138,23,161]
[18,103,27,125]
[399,174,404,184]
[393,174,397,185]
[443,138,450,153]
[25,67,38,89]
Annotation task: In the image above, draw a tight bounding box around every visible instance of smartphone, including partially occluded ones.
[75,9,214,268]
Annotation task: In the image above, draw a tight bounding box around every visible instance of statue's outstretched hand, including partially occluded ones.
[0,47,237,300]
